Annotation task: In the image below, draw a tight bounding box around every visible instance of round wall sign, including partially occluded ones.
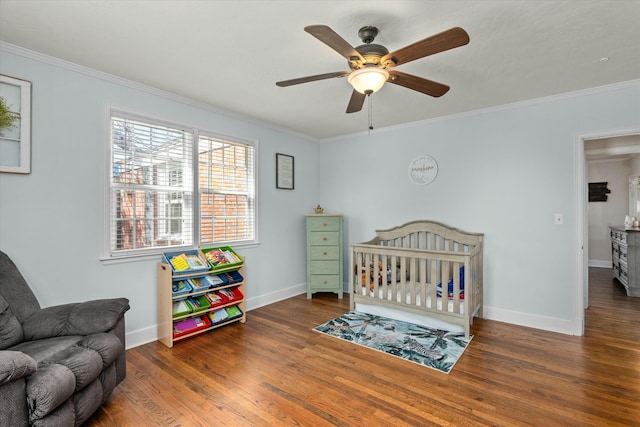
[408,155,438,185]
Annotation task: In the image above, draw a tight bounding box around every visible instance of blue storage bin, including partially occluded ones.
[217,270,243,284]
[163,249,210,273]
[172,280,193,299]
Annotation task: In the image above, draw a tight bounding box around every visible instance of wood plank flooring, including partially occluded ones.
[87,268,640,426]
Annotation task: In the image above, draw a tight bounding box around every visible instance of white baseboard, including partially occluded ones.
[125,286,585,348]
[588,260,612,268]
[124,283,307,349]
[125,325,158,349]
[483,305,581,336]
[245,283,307,311]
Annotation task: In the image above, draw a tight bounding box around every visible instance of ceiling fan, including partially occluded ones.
[276,25,470,113]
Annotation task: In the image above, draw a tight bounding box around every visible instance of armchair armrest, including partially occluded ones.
[0,350,37,386]
[22,298,130,341]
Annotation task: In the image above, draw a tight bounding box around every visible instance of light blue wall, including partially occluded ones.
[319,84,640,332]
[0,49,319,345]
[2,46,639,344]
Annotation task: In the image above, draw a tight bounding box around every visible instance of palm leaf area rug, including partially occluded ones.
[313,311,472,374]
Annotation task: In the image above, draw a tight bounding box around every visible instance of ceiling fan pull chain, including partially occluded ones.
[368,94,374,131]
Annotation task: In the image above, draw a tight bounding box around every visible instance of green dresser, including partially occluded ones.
[306,214,343,298]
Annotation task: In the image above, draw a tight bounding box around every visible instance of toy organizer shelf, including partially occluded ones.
[157,253,246,348]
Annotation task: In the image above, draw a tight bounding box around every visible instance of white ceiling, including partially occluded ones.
[1,0,639,140]
[585,134,640,162]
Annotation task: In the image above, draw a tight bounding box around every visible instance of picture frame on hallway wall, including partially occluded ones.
[0,74,31,174]
[276,153,294,190]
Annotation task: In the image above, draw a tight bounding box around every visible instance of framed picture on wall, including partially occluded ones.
[0,74,32,174]
[276,153,294,190]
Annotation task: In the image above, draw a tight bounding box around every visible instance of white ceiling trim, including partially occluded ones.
[0,41,318,143]
[323,79,640,142]
[2,41,638,145]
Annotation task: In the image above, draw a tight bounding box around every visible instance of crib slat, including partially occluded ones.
[390,254,397,302]
[409,256,416,306]
[430,258,438,310]
[381,254,388,301]
[419,259,428,307]
[452,261,461,314]
[400,256,407,305]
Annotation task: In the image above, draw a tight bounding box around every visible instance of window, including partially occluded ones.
[198,134,255,245]
[107,112,256,257]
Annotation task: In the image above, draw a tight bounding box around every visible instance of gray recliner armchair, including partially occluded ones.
[0,250,129,426]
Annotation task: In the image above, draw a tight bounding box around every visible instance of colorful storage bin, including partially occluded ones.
[173,315,211,338]
[217,287,244,304]
[201,246,243,271]
[163,250,210,273]
[187,295,211,313]
[217,270,243,285]
[172,280,193,299]
[172,299,193,318]
[225,305,243,320]
[205,291,229,308]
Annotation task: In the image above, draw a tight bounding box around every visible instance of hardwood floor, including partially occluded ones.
[87,269,640,426]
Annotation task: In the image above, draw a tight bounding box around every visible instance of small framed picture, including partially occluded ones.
[1,74,32,174]
[276,153,294,190]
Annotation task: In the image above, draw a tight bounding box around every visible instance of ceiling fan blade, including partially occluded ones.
[381,27,469,67]
[276,71,349,87]
[388,70,450,97]
[346,90,366,113]
[305,25,365,62]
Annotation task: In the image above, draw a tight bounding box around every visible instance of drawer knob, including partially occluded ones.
[323,251,327,255]
[323,237,327,241]
[323,223,327,227]
[323,280,327,284]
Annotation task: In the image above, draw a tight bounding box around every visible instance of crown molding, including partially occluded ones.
[0,41,319,143]
[322,79,640,142]
[2,41,636,144]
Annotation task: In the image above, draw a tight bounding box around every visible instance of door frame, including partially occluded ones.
[574,126,640,335]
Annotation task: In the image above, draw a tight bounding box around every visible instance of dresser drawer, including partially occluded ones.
[306,214,343,298]
[619,245,627,263]
[309,231,340,246]
[309,246,340,260]
[309,260,340,275]
[308,274,341,289]
[307,216,341,232]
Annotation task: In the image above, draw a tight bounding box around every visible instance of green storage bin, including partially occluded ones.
[172,299,193,318]
[187,295,211,313]
[201,246,243,271]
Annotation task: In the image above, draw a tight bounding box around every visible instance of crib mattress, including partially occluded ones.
[354,285,466,315]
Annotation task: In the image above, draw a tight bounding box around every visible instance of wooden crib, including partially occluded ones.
[349,220,484,338]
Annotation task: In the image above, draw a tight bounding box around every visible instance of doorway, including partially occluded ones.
[576,128,640,335]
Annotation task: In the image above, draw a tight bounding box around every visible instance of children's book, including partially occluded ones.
[188,277,209,291]
[205,291,228,307]
[172,280,192,297]
[172,299,192,318]
[173,315,210,336]
[209,308,229,324]
[170,253,189,271]
[203,274,225,287]
[187,295,210,312]
[185,254,207,269]
[218,287,243,302]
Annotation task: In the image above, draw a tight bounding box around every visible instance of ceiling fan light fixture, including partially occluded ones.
[348,67,389,94]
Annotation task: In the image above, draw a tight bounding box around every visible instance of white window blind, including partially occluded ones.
[110,114,194,254]
[198,134,255,245]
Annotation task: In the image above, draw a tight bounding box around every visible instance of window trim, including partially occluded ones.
[102,107,259,262]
